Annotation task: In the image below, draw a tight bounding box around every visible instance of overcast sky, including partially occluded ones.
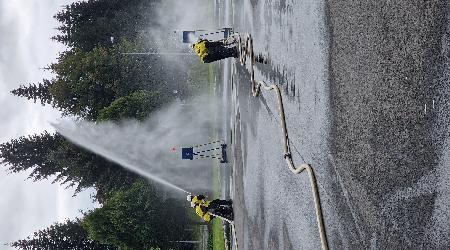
[0,1,97,248]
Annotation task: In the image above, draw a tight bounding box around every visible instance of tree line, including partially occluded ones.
[1,0,208,249]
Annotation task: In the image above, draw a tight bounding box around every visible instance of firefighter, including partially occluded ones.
[187,194,233,222]
[192,39,239,63]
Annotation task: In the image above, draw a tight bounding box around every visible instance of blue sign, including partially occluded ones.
[183,31,195,43]
[181,147,194,160]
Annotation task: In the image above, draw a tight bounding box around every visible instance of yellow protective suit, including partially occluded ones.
[193,40,209,62]
[195,200,212,222]
[191,195,205,205]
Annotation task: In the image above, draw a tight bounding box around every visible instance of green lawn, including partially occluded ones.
[211,159,225,250]
[208,63,226,250]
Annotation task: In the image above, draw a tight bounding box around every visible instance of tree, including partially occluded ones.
[9,219,114,250]
[53,0,159,51]
[0,131,62,179]
[48,138,138,196]
[0,132,137,198]
[45,40,170,119]
[82,180,193,250]
[11,80,53,106]
[97,90,166,121]
[48,46,120,118]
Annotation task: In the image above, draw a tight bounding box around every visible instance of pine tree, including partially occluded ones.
[0,132,137,198]
[9,219,114,250]
[49,138,137,195]
[11,80,53,106]
[53,0,159,51]
[0,131,62,179]
[45,40,172,119]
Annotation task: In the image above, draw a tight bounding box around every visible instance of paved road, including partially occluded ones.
[221,0,450,249]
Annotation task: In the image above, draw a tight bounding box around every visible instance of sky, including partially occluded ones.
[0,1,97,248]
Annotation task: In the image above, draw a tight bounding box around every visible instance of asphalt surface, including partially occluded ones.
[216,0,450,249]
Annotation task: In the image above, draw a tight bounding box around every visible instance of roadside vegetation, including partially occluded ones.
[211,162,226,250]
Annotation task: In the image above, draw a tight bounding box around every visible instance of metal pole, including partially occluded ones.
[169,241,200,244]
[121,52,193,56]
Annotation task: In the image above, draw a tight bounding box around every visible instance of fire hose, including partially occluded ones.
[232,33,329,250]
